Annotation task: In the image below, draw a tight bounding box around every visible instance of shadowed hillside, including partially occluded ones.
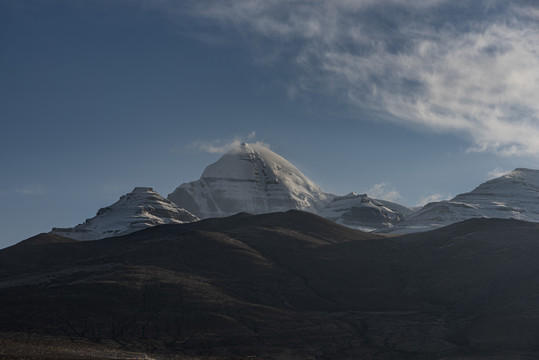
[1,211,539,359]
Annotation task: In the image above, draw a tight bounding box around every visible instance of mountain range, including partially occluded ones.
[5,144,539,359]
[52,143,539,239]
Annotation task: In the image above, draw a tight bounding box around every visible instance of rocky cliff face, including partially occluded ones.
[52,187,199,240]
[168,143,333,218]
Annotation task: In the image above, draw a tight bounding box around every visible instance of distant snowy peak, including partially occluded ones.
[455,168,539,200]
[168,142,333,218]
[389,168,539,233]
[319,192,414,231]
[52,187,199,240]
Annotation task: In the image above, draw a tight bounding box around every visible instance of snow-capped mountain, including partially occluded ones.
[52,187,199,240]
[389,168,539,233]
[319,192,415,231]
[168,142,333,218]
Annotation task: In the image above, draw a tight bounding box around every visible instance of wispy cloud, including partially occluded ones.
[487,167,510,179]
[190,131,266,154]
[193,138,244,154]
[14,183,46,196]
[416,192,452,207]
[368,183,402,202]
[164,0,539,156]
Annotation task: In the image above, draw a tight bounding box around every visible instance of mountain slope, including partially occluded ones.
[52,187,199,240]
[168,142,333,218]
[319,192,415,231]
[389,168,539,233]
[2,212,539,359]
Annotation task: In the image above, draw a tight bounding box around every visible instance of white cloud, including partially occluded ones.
[191,131,265,154]
[169,0,539,156]
[487,167,510,179]
[317,16,539,156]
[14,183,46,196]
[416,192,452,207]
[193,138,244,154]
[368,183,402,202]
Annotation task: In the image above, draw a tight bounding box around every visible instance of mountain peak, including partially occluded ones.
[52,187,199,240]
[319,192,411,231]
[512,167,538,173]
[341,192,363,199]
[168,143,332,218]
[389,167,539,233]
[505,168,539,184]
[200,142,303,181]
[131,186,154,193]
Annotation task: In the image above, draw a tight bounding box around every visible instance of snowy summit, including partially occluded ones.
[319,192,414,231]
[168,142,333,218]
[389,168,539,233]
[52,187,199,240]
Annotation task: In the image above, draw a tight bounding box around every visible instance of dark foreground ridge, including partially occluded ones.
[1,210,539,359]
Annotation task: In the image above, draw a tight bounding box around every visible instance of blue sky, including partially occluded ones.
[2,0,539,249]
